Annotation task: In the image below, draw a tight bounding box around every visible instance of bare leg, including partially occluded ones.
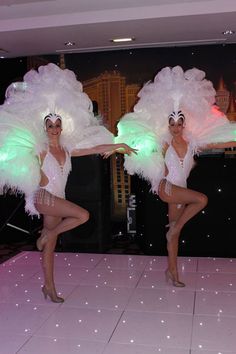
[35,192,89,244]
[159,181,208,286]
[41,215,63,302]
[159,181,208,238]
[166,203,185,285]
[35,192,89,302]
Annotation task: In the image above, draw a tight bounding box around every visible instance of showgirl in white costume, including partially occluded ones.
[0,63,136,302]
[114,66,236,287]
[38,123,72,199]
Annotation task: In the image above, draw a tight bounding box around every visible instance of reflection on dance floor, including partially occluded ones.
[1,251,236,353]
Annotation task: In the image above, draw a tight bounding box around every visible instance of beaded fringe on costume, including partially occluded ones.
[35,188,55,207]
[158,178,172,196]
[158,178,182,209]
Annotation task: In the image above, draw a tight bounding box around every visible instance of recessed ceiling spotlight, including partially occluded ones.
[64,41,75,46]
[222,30,235,35]
[111,37,135,43]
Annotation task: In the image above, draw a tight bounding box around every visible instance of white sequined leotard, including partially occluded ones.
[164,143,194,188]
[40,150,72,198]
[24,149,72,216]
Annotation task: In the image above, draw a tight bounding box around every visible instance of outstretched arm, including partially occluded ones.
[202,141,236,150]
[71,143,137,157]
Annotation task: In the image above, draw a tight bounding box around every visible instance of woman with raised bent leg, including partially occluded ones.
[116,66,236,288]
[34,114,137,302]
[158,111,236,287]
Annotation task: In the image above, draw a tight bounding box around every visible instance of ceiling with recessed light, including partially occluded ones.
[0,0,235,58]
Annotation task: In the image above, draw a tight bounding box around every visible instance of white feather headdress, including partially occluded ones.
[116,65,236,190]
[0,63,113,215]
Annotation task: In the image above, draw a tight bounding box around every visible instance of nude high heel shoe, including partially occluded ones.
[42,286,64,303]
[165,269,185,287]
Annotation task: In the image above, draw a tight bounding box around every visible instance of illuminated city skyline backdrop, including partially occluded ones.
[0,44,236,219]
[1,43,236,101]
[65,44,236,91]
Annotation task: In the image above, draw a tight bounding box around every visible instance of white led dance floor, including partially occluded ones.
[1,251,236,353]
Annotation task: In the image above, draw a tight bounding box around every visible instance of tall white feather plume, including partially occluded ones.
[0,63,114,215]
[117,65,236,190]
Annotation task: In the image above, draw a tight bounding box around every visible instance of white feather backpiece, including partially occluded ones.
[116,65,236,190]
[0,63,114,215]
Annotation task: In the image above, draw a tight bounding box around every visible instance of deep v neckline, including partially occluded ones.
[170,142,189,168]
[170,142,188,161]
[48,150,66,168]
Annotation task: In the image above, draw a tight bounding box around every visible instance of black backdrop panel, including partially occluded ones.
[65,154,111,201]
[0,194,41,242]
[60,155,111,252]
[134,155,236,257]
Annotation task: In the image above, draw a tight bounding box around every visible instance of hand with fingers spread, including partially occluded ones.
[116,143,138,155]
[101,143,138,159]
